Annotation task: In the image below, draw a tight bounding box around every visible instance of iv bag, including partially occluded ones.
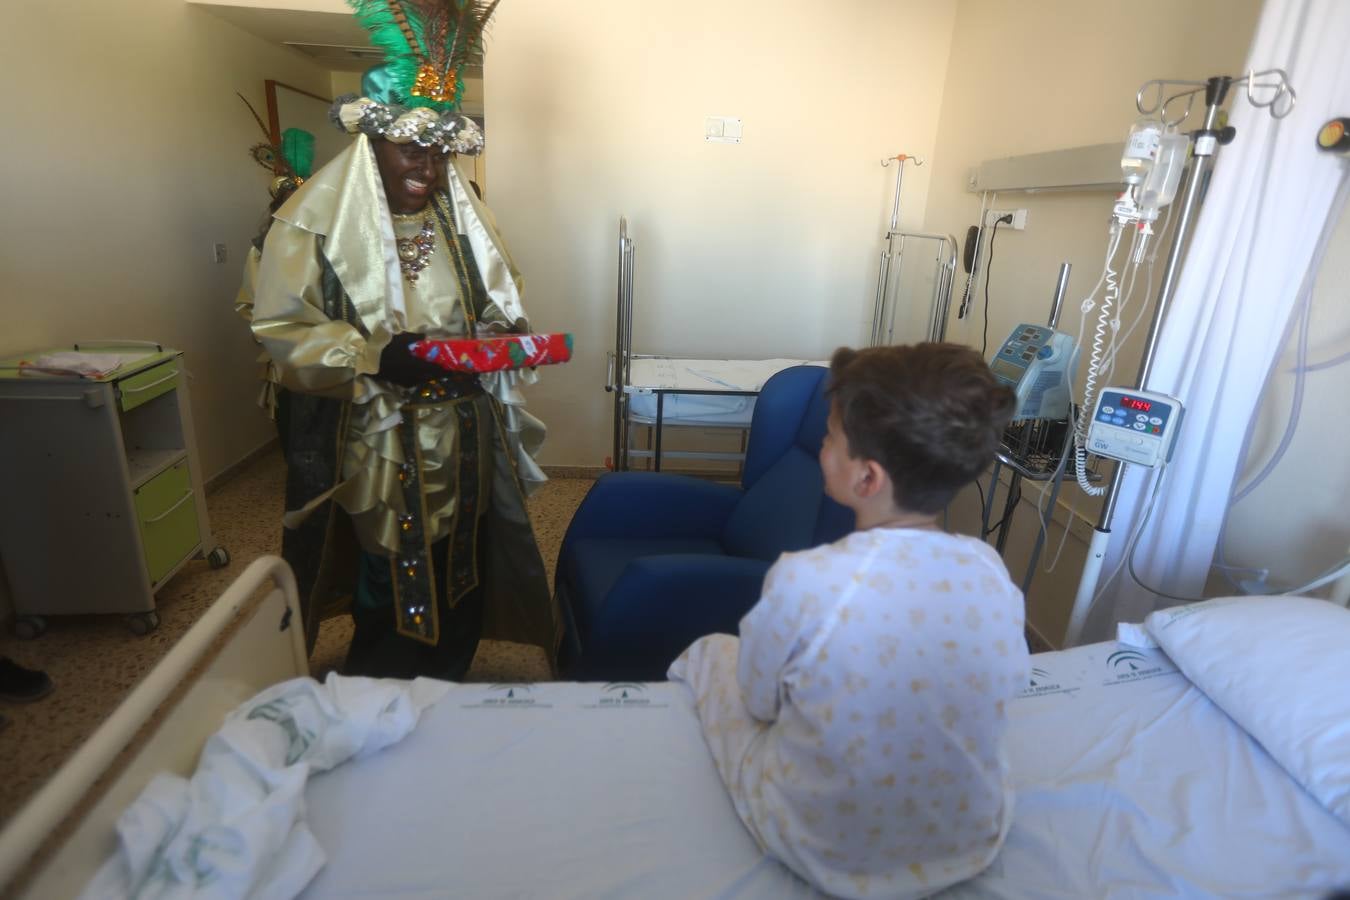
[1136,130,1189,218]
[1121,117,1163,185]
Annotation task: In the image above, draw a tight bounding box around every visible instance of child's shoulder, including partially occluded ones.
[772,529,1012,578]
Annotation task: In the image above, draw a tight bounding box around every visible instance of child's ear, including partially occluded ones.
[856,459,890,500]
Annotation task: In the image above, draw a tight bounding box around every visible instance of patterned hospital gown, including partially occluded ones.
[668,527,1030,899]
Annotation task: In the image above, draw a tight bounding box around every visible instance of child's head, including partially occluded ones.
[825,343,1015,515]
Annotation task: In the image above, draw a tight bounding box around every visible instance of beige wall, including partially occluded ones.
[918,0,1262,643]
[330,69,363,98]
[0,0,331,619]
[485,0,960,468]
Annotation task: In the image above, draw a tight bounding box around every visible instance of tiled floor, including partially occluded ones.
[0,450,594,826]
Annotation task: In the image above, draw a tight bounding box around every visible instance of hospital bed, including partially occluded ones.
[606,218,955,472]
[4,557,1350,898]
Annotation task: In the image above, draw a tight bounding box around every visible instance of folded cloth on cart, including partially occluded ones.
[410,333,573,374]
[626,358,827,424]
[19,352,145,378]
[80,674,450,900]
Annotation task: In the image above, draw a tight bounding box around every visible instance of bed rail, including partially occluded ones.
[0,556,307,898]
[869,230,959,347]
[611,217,636,470]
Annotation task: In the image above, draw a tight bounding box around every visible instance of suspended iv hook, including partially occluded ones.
[1243,68,1297,118]
[1137,70,1297,126]
[881,154,925,167]
[882,154,924,232]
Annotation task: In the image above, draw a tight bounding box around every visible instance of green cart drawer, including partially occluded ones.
[118,360,179,412]
[134,460,200,585]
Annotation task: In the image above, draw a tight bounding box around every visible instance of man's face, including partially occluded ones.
[372,139,441,213]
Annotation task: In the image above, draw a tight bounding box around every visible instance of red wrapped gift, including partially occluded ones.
[409,333,573,374]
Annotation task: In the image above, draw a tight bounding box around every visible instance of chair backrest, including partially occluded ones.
[722,366,854,561]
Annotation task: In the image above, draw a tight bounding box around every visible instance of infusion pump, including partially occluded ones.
[989,324,1079,422]
[1086,387,1184,468]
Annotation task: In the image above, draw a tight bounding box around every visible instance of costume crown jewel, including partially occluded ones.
[331,0,498,155]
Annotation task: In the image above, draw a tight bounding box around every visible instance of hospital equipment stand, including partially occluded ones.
[1065,72,1295,645]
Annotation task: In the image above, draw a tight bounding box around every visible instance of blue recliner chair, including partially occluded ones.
[555,365,855,681]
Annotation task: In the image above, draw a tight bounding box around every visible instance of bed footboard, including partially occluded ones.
[0,555,308,898]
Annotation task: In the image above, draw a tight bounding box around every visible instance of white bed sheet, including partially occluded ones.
[302,681,816,899]
[301,644,1350,899]
[951,642,1350,899]
[623,358,826,426]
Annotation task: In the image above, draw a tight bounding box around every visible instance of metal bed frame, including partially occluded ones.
[607,200,958,472]
[869,154,959,348]
[608,218,797,473]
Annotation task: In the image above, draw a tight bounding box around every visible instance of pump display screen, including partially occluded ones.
[1119,396,1152,412]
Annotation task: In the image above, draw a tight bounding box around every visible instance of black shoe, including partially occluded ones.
[0,657,54,702]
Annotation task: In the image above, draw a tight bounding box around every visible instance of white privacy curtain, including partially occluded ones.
[1082,0,1350,641]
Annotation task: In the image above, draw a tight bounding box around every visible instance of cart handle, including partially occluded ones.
[144,491,193,523]
[121,371,178,395]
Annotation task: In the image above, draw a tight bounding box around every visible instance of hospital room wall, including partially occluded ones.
[484,0,961,468]
[0,0,333,622]
[916,0,1263,643]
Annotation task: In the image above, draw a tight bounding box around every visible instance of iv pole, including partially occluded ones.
[871,154,923,346]
[1064,72,1296,646]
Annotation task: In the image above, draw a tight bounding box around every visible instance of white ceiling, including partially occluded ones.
[194,1,485,75]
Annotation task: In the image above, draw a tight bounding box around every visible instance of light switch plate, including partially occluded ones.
[706,116,742,143]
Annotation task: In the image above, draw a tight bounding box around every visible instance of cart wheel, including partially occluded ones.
[14,615,47,640]
[207,547,231,569]
[127,611,160,636]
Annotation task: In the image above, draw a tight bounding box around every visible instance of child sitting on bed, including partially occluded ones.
[669,343,1029,900]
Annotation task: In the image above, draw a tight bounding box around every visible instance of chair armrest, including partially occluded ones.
[563,472,743,544]
[577,554,770,681]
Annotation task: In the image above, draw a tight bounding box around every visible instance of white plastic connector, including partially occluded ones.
[985,209,1028,230]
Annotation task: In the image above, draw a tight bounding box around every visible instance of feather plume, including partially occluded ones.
[348,0,423,102]
[237,93,273,141]
[447,0,499,74]
[347,0,499,109]
[250,143,279,172]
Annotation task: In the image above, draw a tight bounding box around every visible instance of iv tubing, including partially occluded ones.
[1074,226,1126,496]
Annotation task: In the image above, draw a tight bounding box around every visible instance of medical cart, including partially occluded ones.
[0,343,229,638]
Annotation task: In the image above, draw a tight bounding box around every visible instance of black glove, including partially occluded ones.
[377,332,446,387]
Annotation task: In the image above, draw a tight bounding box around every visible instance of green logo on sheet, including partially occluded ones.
[461,683,552,709]
[583,682,669,709]
[247,698,315,765]
[1019,667,1071,697]
[1103,649,1175,686]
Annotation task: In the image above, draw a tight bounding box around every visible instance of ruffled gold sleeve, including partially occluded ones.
[251,219,386,400]
[234,245,261,323]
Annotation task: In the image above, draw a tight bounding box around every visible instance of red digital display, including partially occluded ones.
[1120,396,1152,412]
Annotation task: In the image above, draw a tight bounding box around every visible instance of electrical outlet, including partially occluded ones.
[985,209,1029,230]
[212,243,228,264]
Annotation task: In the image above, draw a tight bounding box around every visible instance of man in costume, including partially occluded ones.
[251,0,559,679]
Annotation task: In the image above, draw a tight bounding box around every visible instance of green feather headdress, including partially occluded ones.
[349,0,499,110]
[330,0,497,154]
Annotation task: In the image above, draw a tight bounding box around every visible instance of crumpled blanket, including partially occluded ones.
[80,674,451,900]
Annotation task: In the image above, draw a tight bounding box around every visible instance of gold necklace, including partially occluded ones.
[395,217,437,284]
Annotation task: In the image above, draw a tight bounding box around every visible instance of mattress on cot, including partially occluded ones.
[623,357,826,426]
[300,641,1350,899]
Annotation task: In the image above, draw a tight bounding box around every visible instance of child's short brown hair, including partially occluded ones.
[828,343,1015,514]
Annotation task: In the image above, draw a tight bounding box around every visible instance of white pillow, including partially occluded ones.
[1145,595,1350,828]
